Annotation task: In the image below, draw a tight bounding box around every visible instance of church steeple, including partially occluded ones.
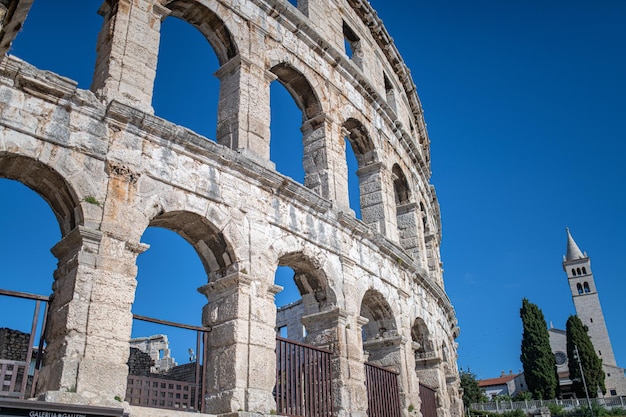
[564,227,585,261]
[562,228,617,368]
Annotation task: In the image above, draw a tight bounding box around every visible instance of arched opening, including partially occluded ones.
[582,267,587,274]
[129,210,237,411]
[392,164,420,258]
[583,282,590,293]
[0,179,60,388]
[412,318,440,389]
[577,283,583,294]
[275,252,334,339]
[360,289,400,368]
[577,267,582,275]
[270,81,305,183]
[10,2,101,89]
[152,15,221,139]
[345,137,361,218]
[343,118,380,226]
[0,154,83,399]
[572,268,577,276]
[131,227,206,381]
[269,63,325,195]
[274,253,336,416]
[275,265,305,340]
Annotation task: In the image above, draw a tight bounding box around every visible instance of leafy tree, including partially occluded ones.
[460,368,485,407]
[566,315,606,398]
[520,298,558,399]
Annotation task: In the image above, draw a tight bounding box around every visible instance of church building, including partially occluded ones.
[549,228,626,397]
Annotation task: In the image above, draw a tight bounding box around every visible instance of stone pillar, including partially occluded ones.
[357,161,392,235]
[215,55,275,166]
[300,309,368,417]
[39,226,147,406]
[198,272,277,414]
[92,0,168,113]
[302,114,337,200]
[397,202,421,260]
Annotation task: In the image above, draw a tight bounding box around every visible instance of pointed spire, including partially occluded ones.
[565,227,585,261]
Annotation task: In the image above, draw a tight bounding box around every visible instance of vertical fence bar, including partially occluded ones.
[275,337,333,417]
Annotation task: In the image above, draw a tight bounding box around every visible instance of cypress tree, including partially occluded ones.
[566,315,606,398]
[520,298,558,399]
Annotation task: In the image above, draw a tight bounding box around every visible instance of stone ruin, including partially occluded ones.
[0,0,462,416]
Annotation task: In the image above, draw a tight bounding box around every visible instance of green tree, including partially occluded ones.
[520,298,558,399]
[460,368,485,408]
[566,315,606,398]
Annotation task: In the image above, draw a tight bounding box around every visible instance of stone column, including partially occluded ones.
[39,226,147,406]
[397,202,421,261]
[357,161,392,235]
[302,113,338,200]
[215,55,275,166]
[301,309,368,417]
[198,271,277,414]
[92,0,168,114]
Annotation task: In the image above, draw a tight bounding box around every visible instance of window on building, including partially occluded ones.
[384,73,397,113]
[572,268,577,276]
[577,267,582,275]
[582,267,587,274]
[577,283,583,294]
[343,21,362,67]
[583,282,590,293]
[279,326,288,338]
[611,389,617,396]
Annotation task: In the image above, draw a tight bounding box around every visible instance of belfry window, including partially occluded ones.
[582,267,587,274]
[583,282,590,293]
[577,267,582,275]
[572,268,577,276]
[576,283,583,294]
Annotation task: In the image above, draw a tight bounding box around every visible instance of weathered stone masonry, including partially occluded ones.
[0,0,462,416]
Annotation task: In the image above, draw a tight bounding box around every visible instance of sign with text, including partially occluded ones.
[0,399,126,417]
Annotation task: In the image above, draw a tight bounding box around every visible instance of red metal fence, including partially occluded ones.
[419,383,437,417]
[275,336,334,417]
[364,362,401,417]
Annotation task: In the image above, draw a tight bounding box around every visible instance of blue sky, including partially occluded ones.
[1,1,625,380]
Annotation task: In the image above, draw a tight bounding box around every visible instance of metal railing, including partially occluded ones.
[470,396,626,412]
[275,336,334,417]
[364,362,401,417]
[420,383,437,417]
[0,289,48,400]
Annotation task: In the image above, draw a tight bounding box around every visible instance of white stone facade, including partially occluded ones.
[0,1,461,416]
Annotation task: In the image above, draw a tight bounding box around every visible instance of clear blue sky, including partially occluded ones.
[1,1,625,380]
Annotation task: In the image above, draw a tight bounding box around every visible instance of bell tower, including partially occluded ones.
[562,228,616,367]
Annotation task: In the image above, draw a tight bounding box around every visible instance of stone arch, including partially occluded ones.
[412,317,441,390]
[392,164,411,205]
[0,153,81,236]
[342,118,390,233]
[392,163,421,260]
[360,288,397,343]
[269,63,323,121]
[343,117,376,165]
[278,252,335,312]
[148,210,237,281]
[268,62,331,196]
[163,0,238,66]
[411,317,433,356]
